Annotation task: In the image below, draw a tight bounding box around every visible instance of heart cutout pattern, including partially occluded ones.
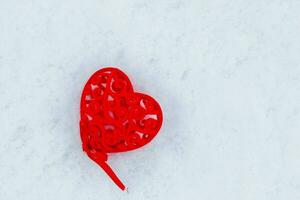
[80,67,163,190]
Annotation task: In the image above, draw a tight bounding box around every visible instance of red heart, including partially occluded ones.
[80,67,163,190]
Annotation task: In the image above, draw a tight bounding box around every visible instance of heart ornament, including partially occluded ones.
[80,67,163,190]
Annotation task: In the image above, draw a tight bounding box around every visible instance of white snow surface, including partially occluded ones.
[0,0,300,199]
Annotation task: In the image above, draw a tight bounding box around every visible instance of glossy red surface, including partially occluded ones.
[80,67,163,190]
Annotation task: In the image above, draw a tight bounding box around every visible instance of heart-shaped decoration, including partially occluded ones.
[80,67,163,190]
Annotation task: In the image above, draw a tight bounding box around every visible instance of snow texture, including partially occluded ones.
[0,0,300,199]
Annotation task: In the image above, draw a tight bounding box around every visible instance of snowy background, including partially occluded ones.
[1,0,300,199]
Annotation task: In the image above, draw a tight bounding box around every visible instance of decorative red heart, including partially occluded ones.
[80,67,163,190]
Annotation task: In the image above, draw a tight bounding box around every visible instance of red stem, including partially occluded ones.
[87,152,125,190]
[98,161,126,190]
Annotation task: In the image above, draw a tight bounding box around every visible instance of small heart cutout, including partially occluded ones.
[80,67,163,190]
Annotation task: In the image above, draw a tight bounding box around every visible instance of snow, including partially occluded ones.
[0,0,300,199]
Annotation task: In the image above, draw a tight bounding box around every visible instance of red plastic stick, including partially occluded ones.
[80,67,163,190]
